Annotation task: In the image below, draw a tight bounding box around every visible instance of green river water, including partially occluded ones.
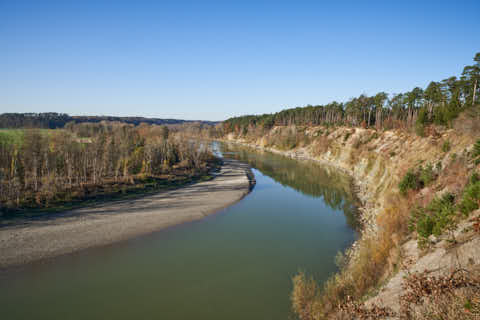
[0,142,357,320]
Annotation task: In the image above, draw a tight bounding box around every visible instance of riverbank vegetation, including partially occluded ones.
[0,122,217,216]
[236,121,480,320]
[216,53,480,319]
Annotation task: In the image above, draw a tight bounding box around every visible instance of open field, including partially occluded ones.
[0,129,25,145]
[0,128,56,146]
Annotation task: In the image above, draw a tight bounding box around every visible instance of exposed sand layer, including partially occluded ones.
[0,159,253,269]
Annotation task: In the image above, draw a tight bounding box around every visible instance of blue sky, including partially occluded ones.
[1,1,479,121]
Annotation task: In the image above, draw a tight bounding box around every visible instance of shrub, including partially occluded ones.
[399,169,421,195]
[399,164,437,196]
[300,199,411,318]
[442,140,451,152]
[419,163,435,186]
[473,139,480,158]
[415,121,425,137]
[334,251,347,270]
[428,193,456,236]
[409,193,456,246]
[409,207,434,238]
[291,272,321,320]
[459,173,480,216]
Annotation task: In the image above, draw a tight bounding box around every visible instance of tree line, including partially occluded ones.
[0,122,214,212]
[223,52,480,135]
[0,112,217,129]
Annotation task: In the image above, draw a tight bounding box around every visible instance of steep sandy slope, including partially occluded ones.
[228,125,475,230]
[224,123,479,317]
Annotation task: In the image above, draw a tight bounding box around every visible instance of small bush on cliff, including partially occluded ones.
[415,121,425,137]
[473,139,480,158]
[459,172,480,216]
[399,164,436,195]
[419,163,435,186]
[409,193,456,246]
[399,170,421,195]
[442,140,451,152]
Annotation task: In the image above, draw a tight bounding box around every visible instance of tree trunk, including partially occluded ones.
[367,108,372,128]
[473,79,477,106]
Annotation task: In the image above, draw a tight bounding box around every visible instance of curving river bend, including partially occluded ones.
[0,142,357,320]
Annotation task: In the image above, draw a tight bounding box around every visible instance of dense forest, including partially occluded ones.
[223,53,480,136]
[0,122,216,214]
[0,112,217,129]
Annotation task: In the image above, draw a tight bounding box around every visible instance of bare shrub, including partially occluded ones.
[336,298,394,320]
[319,235,392,315]
[307,196,411,319]
[291,272,322,320]
[400,268,480,319]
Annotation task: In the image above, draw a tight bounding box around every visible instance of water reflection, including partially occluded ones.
[220,142,359,229]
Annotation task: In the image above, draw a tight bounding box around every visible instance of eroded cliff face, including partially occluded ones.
[225,125,479,316]
[227,126,475,233]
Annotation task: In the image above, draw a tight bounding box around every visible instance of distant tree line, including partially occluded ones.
[0,122,214,212]
[223,53,480,135]
[0,112,218,129]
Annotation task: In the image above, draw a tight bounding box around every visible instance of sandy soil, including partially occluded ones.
[0,159,253,269]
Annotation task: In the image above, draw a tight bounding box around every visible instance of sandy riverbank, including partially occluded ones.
[0,158,253,269]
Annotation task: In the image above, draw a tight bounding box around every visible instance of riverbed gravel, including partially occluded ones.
[0,159,252,269]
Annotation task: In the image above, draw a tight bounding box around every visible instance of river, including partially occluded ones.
[0,142,357,319]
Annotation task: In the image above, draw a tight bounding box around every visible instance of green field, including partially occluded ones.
[0,129,25,145]
[0,128,57,146]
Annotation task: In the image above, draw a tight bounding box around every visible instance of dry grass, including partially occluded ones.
[437,156,470,195]
[291,272,322,320]
[293,141,476,319]
[307,207,408,318]
[312,135,331,156]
